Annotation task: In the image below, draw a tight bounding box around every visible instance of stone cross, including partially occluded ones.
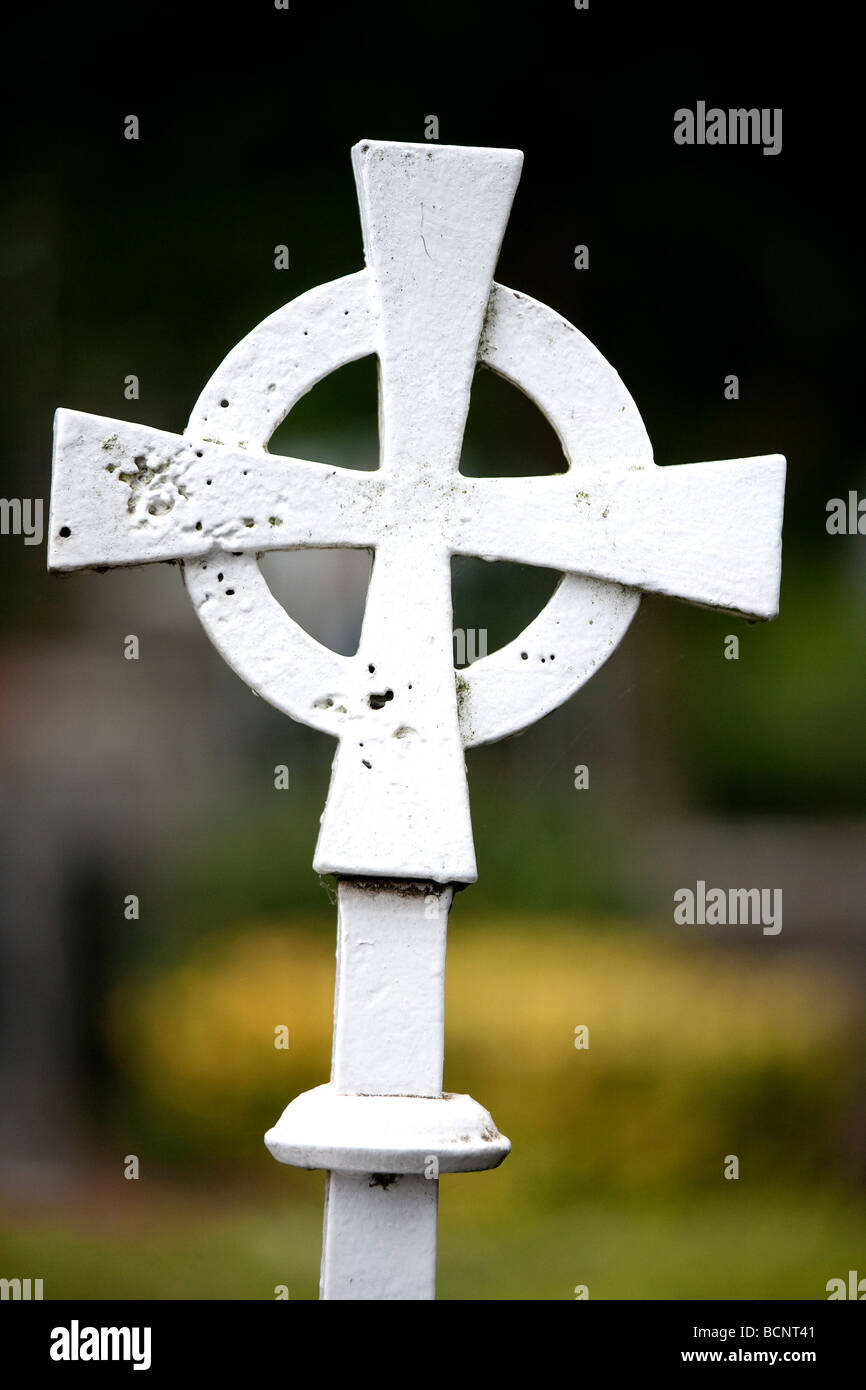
[48,139,786,1300]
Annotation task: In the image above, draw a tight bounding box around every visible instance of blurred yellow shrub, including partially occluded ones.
[109,919,860,1195]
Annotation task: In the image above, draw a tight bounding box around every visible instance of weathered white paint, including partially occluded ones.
[48,137,786,1301]
[330,879,449,1097]
[48,140,785,883]
[263,879,510,1298]
[320,1173,438,1301]
[266,1085,510,1176]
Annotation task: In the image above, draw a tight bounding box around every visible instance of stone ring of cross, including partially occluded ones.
[49,140,786,887]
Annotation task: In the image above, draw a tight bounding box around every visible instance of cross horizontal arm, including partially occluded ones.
[48,409,381,572]
[450,454,786,619]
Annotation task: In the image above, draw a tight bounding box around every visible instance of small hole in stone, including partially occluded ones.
[134,455,146,467]
[219,399,229,408]
[206,479,212,486]
[362,759,372,769]
[195,450,203,458]
[59,526,71,538]
[225,588,235,596]
[195,522,202,531]
[217,572,224,582]
[368,690,394,710]
[541,656,546,662]
[368,664,375,673]
[550,654,555,661]
[520,652,528,660]
[369,1172,397,1189]
[243,518,254,527]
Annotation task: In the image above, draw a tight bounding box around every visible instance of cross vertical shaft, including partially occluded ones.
[314,140,525,887]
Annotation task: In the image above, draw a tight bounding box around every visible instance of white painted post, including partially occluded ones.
[321,880,448,1300]
[48,138,786,1300]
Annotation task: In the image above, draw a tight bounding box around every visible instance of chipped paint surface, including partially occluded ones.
[49,140,785,883]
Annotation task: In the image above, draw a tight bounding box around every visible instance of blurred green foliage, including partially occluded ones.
[4,1189,866,1300]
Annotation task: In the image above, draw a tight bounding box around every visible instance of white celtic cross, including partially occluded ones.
[48,139,786,1300]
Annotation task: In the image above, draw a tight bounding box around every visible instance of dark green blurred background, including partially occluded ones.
[1,1,864,1299]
